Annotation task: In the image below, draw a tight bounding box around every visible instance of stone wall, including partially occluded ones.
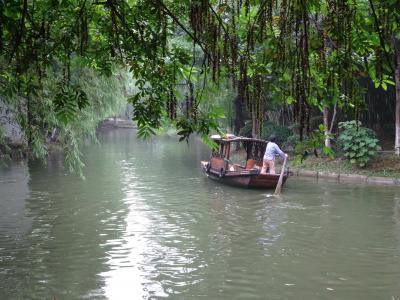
[0,98,25,146]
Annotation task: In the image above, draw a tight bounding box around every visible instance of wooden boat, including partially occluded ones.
[201,134,289,189]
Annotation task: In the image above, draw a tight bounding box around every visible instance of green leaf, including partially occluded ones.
[384,79,395,86]
[287,96,295,104]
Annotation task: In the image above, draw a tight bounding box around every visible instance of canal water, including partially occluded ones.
[1,129,400,300]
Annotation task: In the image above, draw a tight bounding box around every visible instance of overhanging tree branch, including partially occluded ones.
[207,2,233,45]
[152,0,212,61]
[9,0,28,65]
[368,0,394,74]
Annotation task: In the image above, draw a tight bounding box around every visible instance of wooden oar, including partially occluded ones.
[274,155,287,195]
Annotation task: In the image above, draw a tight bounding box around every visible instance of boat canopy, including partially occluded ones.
[210,134,268,162]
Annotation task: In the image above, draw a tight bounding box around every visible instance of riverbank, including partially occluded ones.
[98,118,136,129]
[287,152,400,185]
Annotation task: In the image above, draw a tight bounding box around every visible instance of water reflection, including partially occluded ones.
[98,131,287,298]
[0,135,131,299]
[100,133,209,298]
[0,162,32,298]
[0,162,31,238]
[101,160,164,298]
[393,194,400,260]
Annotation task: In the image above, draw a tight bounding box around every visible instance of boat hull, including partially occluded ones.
[201,161,288,189]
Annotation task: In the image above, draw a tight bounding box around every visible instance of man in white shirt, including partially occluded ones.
[261,135,288,174]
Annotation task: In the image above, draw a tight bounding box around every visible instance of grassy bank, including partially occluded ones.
[287,152,400,179]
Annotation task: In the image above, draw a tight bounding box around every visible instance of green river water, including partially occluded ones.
[1,129,400,299]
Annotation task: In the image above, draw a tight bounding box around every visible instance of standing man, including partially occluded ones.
[261,135,288,174]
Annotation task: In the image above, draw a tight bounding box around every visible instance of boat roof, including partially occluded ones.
[210,134,268,144]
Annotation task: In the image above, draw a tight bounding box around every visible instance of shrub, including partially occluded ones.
[293,124,334,163]
[338,120,381,167]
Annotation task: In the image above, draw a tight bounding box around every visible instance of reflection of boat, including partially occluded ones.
[201,135,289,189]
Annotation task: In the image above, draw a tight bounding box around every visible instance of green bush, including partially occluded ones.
[293,124,334,163]
[338,120,381,167]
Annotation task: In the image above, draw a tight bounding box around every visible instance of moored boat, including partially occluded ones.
[201,134,289,189]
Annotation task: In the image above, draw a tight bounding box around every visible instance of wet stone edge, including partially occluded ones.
[293,169,399,185]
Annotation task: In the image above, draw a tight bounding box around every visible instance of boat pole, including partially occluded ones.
[274,155,287,195]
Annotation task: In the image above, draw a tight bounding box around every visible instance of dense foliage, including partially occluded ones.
[2,60,130,174]
[0,0,399,171]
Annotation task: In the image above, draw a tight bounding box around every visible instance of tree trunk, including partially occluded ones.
[323,107,331,148]
[234,94,244,135]
[251,108,257,138]
[395,52,400,155]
